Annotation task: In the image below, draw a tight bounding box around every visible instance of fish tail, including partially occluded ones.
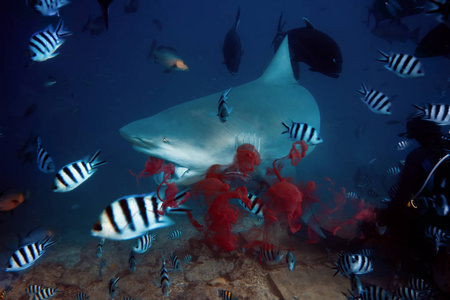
[148,39,157,60]
[55,19,72,38]
[412,104,425,118]
[89,149,107,169]
[357,83,367,96]
[281,122,289,134]
[234,7,241,30]
[376,49,389,63]
[41,235,58,250]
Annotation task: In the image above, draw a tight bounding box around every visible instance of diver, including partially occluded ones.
[377,115,450,282]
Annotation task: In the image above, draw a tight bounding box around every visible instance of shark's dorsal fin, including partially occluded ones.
[303,17,315,29]
[259,36,296,84]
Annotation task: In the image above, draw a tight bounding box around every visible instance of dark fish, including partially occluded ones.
[152,18,163,31]
[395,286,422,300]
[24,102,37,117]
[82,15,106,36]
[415,23,450,58]
[273,15,343,79]
[427,0,450,22]
[357,285,391,300]
[368,0,426,26]
[109,277,120,299]
[222,7,242,75]
[371,20,420,44]
[124,0,139,13]
[95,238,104,258]
[97,0,113,30]
[286,250,295,271]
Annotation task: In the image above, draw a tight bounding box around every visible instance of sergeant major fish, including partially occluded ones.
[29,19,72,62]
[238,192,264,219]
[160,252,170,297]
[53,149,106,192]
[357,83,392,115]
[33,286,60,300]
[170,252,181,271]
[376,50,424,78]
[134,233,156,253]
[6,235,57,271]
[28,0,70,17]
[36,137,55,173]
[282,121,323,144]
[217,87,233,123]
[413,103,450,126]
[0,286,12,300]
[148,40,189,73]
[168,230,182,239]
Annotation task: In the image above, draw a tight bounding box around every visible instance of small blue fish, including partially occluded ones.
[134,233,156,253]
[397,140,411,151]
[217,87,233,123]
[129,251,137,272]
[170,252,181,271]
[346,192,359,200]
[286,250,295,271]
[385,167,401,175]
[168,230,182,239]
[183,254,192,264]
[95,238,104,258]
[109,277,120,299]
[160,251,170,297]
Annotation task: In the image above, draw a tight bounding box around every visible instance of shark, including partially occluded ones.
[120,37,320,186]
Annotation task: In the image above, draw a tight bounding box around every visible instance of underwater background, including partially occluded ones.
[0,0,449,299]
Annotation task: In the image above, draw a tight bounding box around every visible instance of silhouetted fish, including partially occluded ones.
[415,23,450,58]
[368,0,426,26]
[124,0,139,14]
[97,0,113,30]
[273,15,343,79]
[148,40,189,73]
[371,20,420,44]
[222,7,242,75]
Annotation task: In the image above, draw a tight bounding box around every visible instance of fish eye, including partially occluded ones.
[93,221,102,231]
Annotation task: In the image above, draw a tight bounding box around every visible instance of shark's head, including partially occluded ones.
[121,37,320,187]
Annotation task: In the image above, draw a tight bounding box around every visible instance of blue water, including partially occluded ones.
[0,0,449,298]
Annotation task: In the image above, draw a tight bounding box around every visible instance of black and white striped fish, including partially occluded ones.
[74,292,90,300]
[367,190,378,199]
[388,184,399,200]
[408,277,432,296]
[5,235,57,271]
[346,192,360,200]
[32,286,59,300]
[183,254,192,264]
[376,50,424,78]
[413,103,450,126]
[217,87,233,123]
[385,167,401,176]
[238,193,264,219]
[160,252,170,298]
[168,229,182,239]
[286,250,295,271]
[109,277,120,299]
[357,83,391,115]
[281,121,323,144]
[425,225,449,252]
[334,253,373,277]
[27,285,43,295]
[53,149,106,192]
[397,140,411,151]
[29,19,72,62]
[395,286,423,300]
[95,238,104,258]
[29,0,70,17]
[36,137,55,173]
[170,252,181,271]
[129,251,137,272]
[354,285,391,300]
[91,193,187,240]
[133,233,157,253]
[258,245,284,264]
[218,289,238,300]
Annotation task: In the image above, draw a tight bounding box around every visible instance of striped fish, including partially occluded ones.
[170,252,181,271]
[413,103,450,126]
[0,286,12,300]
[160,252,170,298]
[238,193,264,219]
[129,251,137,272]
[258,244,283,264]
[408,277,431,294]
[74,292,90,300]
[5,235,57,271]
[183,254,192,264]
[376,50,424,78]
[29,19,72,62]
[109,277,120,299]
[385,167,401,175]
[397,140,411,151]
[425,226,449,252]
[357,285,391,300]
[218,289,238,300]
[33,286,59,300]
[357,83,391,115]
[217,87,233,123]
[27,285,42,295]
[395,286,422,300]
[281,121,323,144]
[334,253,373,277]
[286,250,295,271]
[29,0,70,17]
[346,192,360,200]
[36,137,55,173]
[168,230,182,239]
[53,149,106,192]
[133,233,156,253]
[388,184,399,200]
[95,238,104,258]
[367,190,378,199]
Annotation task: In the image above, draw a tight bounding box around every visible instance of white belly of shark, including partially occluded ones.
[120,37,320,186]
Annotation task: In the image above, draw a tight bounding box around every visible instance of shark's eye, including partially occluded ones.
[163,137,168,143]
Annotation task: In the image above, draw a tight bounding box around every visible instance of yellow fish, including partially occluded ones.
[148,39,189,73]
[0,188,25,212]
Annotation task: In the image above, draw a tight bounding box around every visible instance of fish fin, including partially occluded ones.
[356,83,367,96]
[376,49,389,62]
[88,149,107,170]
[303,17,315,29]
[281,122,289,134]
[55,19,72,38]
[412,104,425,118]
[234,7,241,30]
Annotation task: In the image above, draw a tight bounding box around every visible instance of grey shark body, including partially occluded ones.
[120,37,320,186]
